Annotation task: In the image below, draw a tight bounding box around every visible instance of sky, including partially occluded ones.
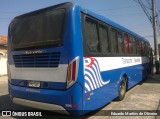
[0,0,160,48]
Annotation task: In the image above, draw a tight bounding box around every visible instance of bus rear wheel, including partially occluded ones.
[117,77,126,101]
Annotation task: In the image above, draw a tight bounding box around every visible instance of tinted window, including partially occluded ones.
[99,24,109,53]
[84,17,99,53]
[117,32,123,54]
[131,37,137,54]
[111,28,118,53]
[141,41,145,55]
[137,40,141,55]
[11,9,66,50]
[144,43,150,56]
[128,36,132,54]
[124,34,129,54]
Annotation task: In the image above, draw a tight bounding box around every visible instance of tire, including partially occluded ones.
[117,77,126,101]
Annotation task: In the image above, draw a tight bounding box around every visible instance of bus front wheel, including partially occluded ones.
[117,77,126,101]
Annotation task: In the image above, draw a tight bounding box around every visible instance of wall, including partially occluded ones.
[0,55,7,76]
[0,35,7,76]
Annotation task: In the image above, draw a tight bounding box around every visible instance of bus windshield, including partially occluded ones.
[10,8,66,50]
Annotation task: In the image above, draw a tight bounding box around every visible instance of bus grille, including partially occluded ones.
[13,52,60,68]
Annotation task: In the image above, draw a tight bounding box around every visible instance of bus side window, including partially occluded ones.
[85,17,99,53]
[99,24,110,54]
[137,39,141,55]
[131,37,137,54]
[146,43,150,56]
[110,28,118,54]
[117,32,123,54]
[144,42,147,56]
[141,41,145,56]
[128,36,132,54]
[124,34,129,54]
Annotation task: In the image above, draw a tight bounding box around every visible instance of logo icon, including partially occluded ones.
[84,57,110,93]
[2,111,11,116]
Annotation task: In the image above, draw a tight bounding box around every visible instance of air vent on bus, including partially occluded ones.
[13,52,60,68]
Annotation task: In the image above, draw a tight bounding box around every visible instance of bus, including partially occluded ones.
[8,2,152,115]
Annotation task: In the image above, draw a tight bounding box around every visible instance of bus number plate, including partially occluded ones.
[28,81,40,88]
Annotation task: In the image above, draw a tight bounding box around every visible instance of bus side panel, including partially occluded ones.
[83,57,149,112]
[128,57,150,89]
[83,57,118,112]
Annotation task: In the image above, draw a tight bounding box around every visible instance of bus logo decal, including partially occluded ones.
[84,57,110,93]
